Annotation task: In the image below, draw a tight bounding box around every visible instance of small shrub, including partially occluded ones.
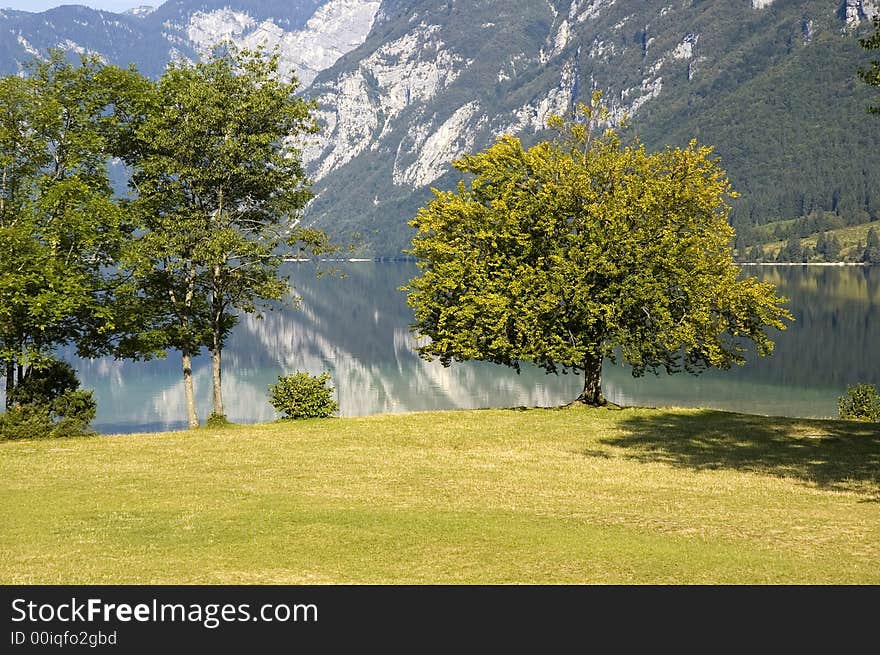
[49,389,98,437]
[206,412,230,427]
[838,384,880,422]
[1,360,96,440]
[269,371,339,420]
[0,404,54,440]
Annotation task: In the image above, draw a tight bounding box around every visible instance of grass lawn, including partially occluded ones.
[1,406,878,584]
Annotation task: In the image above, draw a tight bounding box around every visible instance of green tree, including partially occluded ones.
[1,358,97,440]
[863,226,880,264]
[801,244,814,262]
[0,74,44,406]
[406,95,792,405]
[748,244,765,262]
[859,17,880,114]
[826,234,842,261]
[122,46,332,427]
[0,53,137,408]
[815,231,828,260]
[838,383,880,422]
[777,235,804,263]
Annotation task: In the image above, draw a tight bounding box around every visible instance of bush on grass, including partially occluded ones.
[838,384,880,422]
[1,360,96,440]
[269,371,339,420]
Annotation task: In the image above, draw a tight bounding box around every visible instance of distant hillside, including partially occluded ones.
[746,219,880,261]
[301,0,880,256]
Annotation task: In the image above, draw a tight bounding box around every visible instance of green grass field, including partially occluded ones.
[2,406,878,584]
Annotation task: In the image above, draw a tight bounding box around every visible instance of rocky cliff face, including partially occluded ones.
[2,0,880,255]
[166,0,381,85]
[0,0,377,81]
[301,0,880,254]
[841,0,880,30]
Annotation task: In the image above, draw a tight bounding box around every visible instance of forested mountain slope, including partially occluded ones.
[2,0,879,256]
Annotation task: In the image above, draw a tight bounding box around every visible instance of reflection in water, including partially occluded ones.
[23,264,880,432]
[603,265,880,416]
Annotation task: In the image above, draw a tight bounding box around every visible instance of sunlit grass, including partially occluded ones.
[1,406,878,584]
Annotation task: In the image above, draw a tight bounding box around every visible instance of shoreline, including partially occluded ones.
[738,262,871,266]
[282,258,875,266]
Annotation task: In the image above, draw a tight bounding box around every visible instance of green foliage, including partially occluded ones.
[1,46,339,430]
[734,211,873,262]
[0,51,147,404]
[0,404,55,441]
[299,2,880,257]
[859,17,880,114]
[206,413,230,427]
[863,227,880,264]
[8,360,79,406]
[268,371,339,420]
[742,218,880,262]
[777,235,805,263]
[635,11,880,242]
[838,384,880,422]
[1,360,96,440]
[406,94,792,404]
[47,390,98,438]
[120,44,335,424]
[747,245,765,262]
[814,231,842,261]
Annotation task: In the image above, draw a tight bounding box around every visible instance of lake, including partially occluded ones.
[57,263,880,433]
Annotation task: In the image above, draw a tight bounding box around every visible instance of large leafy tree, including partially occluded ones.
[122,46,331,427]
[406,95,792,405]
[0,74,44,405]
[0,53,138,408]
[860,17,880,114]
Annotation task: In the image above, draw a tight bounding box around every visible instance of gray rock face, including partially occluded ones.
[0,0,375,81]
[299,0,880,255]
[803,18,815,42]
[841,0,880,29]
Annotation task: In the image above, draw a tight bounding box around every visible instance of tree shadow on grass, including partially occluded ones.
[600,409,880,497]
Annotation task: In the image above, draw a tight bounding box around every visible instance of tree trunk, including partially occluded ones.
[210,340,223,418]
[576,354,606,406]
[182,350,198,429]
[169,260,201,429]
[5,361,13,409]
[210,264,224,418]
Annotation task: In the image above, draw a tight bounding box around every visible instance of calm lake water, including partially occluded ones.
[56,263,880,433]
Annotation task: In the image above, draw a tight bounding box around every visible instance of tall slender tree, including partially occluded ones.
[123,45,332,427]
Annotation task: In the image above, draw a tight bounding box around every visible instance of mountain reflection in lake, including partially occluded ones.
[50,263,880,433]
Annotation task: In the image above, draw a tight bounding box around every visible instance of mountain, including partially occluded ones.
[0,1,375,80]
[2,0,880,256]
[303,0,880,255]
